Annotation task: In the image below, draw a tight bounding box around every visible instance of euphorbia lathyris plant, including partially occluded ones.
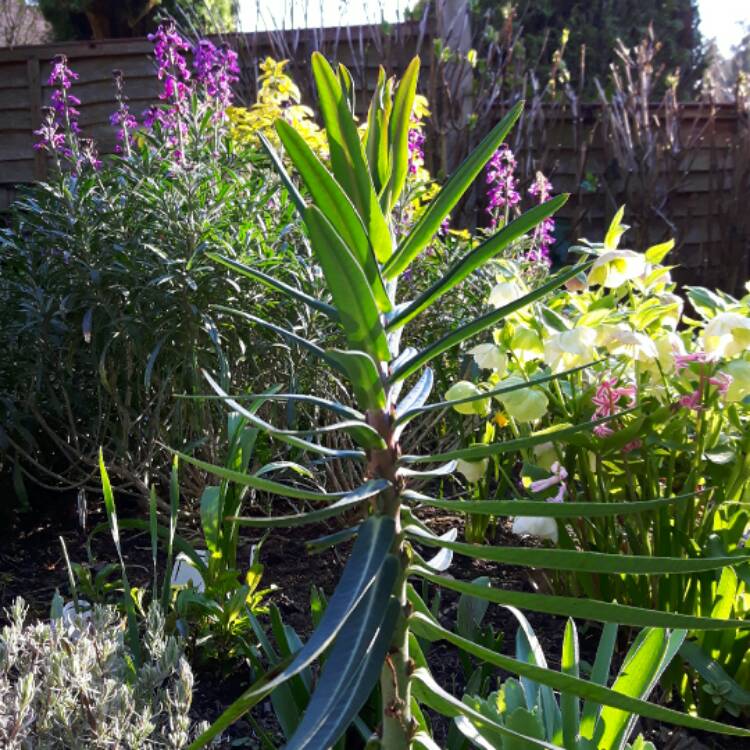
[184,56,750,749]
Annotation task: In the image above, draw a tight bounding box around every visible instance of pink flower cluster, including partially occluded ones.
[530,461,568,503]
[592,376,640,451]
[674,352,732,411]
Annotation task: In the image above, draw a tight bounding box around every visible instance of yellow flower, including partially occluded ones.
[493,411,509,428]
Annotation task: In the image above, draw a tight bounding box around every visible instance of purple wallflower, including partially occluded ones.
[193,40,239,117]
[527,171,555,264]
[110,69,138,155]
[407,127,425,175]
[486,145,520,228]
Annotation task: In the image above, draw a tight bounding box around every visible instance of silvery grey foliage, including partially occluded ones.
[0,598,218,749]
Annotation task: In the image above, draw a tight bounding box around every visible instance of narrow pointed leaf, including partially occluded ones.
[396,367,434,419]
[401,412,631,463]
[390,261,592,382]
[411,566,746,630]
[233,479,388,527]
[208,253,337,319]
[396,361,598,424]
[364,67,390,192]
[597,629,687,749]
[311,52,392,262]
[403,491,697,518]
[388,195,568,330]
[580,623,618,737]
[213,305,345,373]
[400,460,457,478]
[304,205,391,361]
[258,132,305,213]
[382,101,524,279]
[285,561,400,749]
[410,614,750,739]
[561,619,580,748]
[327,349,387,411]
[275,119,391,313]
[203,370,365,459]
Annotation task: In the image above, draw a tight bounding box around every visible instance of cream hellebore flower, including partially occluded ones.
[533,441,557,471]
[724,359,750,402]
[651,331,686,375]
[456,458,489,484]
[469,343,507,374]
[702,312,750,358]
[444,381,490,416]
[588,250,647,289]
[543,327,597,373]
[489,281,523,309]
[658,292,684,330]
[511,515,558,543]
[601,325,658,364]
[494,376,549,422]
[510,326,545,364]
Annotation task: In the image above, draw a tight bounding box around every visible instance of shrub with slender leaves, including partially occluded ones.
[171,54,750,748]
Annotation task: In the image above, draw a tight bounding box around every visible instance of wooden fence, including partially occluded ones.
[1,20,749,291]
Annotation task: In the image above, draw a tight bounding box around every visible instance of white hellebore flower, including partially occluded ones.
[489,281,523,309]
[444,381,490,416]
[469,343,507,374]
[588,250,646,289]
[533,441,557,471]
[543,327,597,373]
[658,292,684,330]
[456,458,489,484]
[702,312,750,358]
[511,515,558,544]
[724,359,750,403]
[602,326,657,364]
[511,326,545,363]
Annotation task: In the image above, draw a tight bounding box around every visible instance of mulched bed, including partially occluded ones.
[0,491,747,749]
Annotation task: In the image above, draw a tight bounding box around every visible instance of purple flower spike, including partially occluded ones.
[485,145,520,228]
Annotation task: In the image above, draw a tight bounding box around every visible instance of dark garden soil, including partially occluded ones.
[0,492,747,749]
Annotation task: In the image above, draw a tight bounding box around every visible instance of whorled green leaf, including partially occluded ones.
[410,566,745,631]
[387,194,568,331]
[232,479,389,528]
[201,371,366,459]
[410,614,750,739]
[187,517,396,749]
[364,66,392,194]
[390,260,592,382]
[285,561,400,749]
[406,529,750,577]
[213,305,345,373]
[311,52,392,263]
[208,253,338,320]
[403,491,697,518]
[382,100,524,279]
[395,361,598,425]
[401,411,632,463]
[304,205,391,362]
[275,119,391,313]
[384,56,420,211]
